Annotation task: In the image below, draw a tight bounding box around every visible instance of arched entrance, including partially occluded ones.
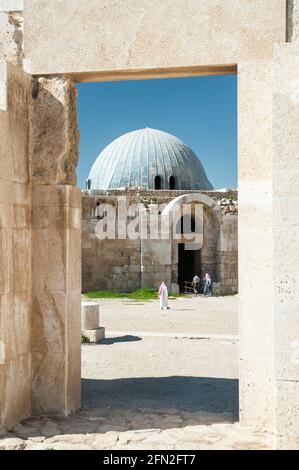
[162,193,222,293]
[178,244,202,290]
[177,214,202,291]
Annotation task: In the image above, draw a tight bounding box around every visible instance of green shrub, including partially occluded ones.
[81,333,91,344]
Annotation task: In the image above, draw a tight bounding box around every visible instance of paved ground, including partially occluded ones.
[99,294,238,335]
[0,295,274,450]
[82,337,238,412]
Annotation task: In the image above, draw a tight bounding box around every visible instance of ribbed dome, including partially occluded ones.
[88,128,213,191]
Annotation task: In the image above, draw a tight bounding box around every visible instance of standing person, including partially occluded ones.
[158,281,169,310]
[191,274,200,296]
[204,272,213,296]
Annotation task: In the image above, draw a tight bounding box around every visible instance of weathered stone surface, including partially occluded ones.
[0,8,24,109]
[273,43,299,448]
[81,301,99,330]
[23,0,285,77]
[93,431,119,449]
[0,406,273,450]
[238,61,276,431]
[287,0,299,41]
[82,327,105,343]
[0,436,25,450]
[0,1,23,11]
[274,380,299,449]
[29,77,79,185]
[0,64,31,430]
[31,185,81,416]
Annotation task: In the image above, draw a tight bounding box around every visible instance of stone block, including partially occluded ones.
[32,185,81,209]
[32,228,67,292]
[82,327,105,344]
[171,283,179,294]
[0,292,30,361]
[23,0,285,76]
[67,228,81,289]
[31,290,66,354]
[81,301,99,330]
[275,380,299,449]
[12,228,30,294]
[66,289,81,412]
[0,354,31,428]
[0,1,23,11]
[128,265,139,273]
[238,62,276,432]
[29,77,79,185]
[31,350,66,415]
[112,266,122,274]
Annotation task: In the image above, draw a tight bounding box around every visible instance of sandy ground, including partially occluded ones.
[0,295,273,450]
[82,337,238,412]
[98,294,238,335]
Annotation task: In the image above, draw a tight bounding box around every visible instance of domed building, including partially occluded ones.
[87,127,213,191]
[82,128,238,295]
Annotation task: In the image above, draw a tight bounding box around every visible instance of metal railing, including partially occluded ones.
[181,281,195,294]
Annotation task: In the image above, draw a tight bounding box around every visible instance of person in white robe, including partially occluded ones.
[158,281,169,310]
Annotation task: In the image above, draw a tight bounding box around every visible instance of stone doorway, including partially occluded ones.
[77,76,237,424]
[2,0,293,448]
[178,244,201,291]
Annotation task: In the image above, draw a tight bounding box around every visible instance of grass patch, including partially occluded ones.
[84,288,180,301]
[84,290,125,299]
[81,333,91,344]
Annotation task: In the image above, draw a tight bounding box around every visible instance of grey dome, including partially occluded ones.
[88,127,213,190]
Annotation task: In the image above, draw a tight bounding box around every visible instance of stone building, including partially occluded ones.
[82,128,238,294]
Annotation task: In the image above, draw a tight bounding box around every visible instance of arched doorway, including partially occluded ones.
[178,244,201,289]
[162,193,222,293]
[169,175,175,189]
[177,214,202,291]
[154,175,161,189]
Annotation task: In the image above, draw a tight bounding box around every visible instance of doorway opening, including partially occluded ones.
[169,175,175,189]
[177,213,202,291]
[154,175,162,190]
[77,72,238,434]
[178,244,201,289]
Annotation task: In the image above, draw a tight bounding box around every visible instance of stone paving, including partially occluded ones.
[0,408,273,450]
[0,295,273,450]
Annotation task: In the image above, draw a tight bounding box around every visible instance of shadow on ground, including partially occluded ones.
[9,377,239,439]
[98,335,142,345]
[82,376,239,418]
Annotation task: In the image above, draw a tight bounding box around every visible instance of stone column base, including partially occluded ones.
[82,327,105,343]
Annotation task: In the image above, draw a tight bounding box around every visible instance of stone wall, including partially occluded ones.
[82,195,141,292]
[218,215,238,294]
[141,239,172,290]
[82,225,141,292]
[0,61,82,426]
[81,191,238,294]
[273,41,299,448]
[23,0,285,78]
[2,0,299,450]
[29,76,81,416]
[0,3,24,110]
[0,63,31,429]
[201,206,220,283]
[238,61,276,431]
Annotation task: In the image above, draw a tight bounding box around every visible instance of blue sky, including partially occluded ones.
[76,74,237,189]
